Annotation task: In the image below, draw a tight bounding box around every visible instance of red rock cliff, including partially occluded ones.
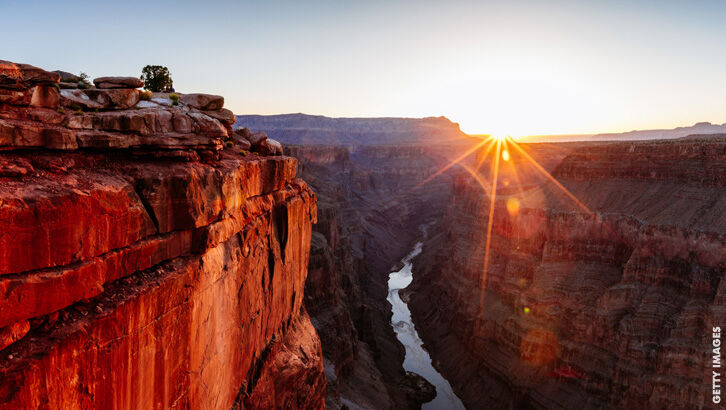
[0,61,325,409]
[408,139,725,409]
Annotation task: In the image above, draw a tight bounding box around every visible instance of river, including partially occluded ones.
[387,239,466,410]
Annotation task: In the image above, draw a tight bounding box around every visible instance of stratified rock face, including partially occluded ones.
[408,138,726,409]
[0,61,325,409]
[236,113,469,145]
[287,143,472,409]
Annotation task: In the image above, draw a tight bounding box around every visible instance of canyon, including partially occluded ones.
[236,113,480,408]
[408,138,726,409]
[282,143,465,409]
[1,59,723,410]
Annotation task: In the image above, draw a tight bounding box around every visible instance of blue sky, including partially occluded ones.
[2,0,726,135]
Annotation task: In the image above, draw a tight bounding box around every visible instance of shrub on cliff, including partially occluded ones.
[140,65,173,92]
[78,72,92,89]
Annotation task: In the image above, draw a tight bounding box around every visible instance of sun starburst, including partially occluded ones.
[413,133,600,331]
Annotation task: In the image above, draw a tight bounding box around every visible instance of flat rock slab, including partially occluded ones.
[93,76,143,89]
[205,108,236,125]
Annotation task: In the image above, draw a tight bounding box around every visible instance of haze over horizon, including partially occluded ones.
[3,0,726,136]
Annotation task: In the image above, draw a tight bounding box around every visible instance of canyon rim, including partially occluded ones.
[3,1,726,409]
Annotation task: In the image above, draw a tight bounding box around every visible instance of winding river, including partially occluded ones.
[387,240,466,410]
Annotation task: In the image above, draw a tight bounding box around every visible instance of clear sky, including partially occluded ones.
[3,0,726,136]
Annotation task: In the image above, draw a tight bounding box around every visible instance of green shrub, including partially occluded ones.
[140,65,173,92]
[225,140,234,148]
[140,90,152,101]
[239,150,248,156]
[169,93,179,106]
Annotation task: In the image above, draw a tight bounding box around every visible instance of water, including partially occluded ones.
[387,240,466,410]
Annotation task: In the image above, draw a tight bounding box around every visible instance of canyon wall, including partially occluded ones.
[285,144,467,409]
[0,61,325,409]
[408,138,726,409]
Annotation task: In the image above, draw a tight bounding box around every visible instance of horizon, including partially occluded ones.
[4,0,726,135]
[236,112,726,142]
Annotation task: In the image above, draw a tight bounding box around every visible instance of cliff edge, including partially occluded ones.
[0,60,325,409]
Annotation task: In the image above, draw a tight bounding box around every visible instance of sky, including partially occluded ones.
[2,0,726,136]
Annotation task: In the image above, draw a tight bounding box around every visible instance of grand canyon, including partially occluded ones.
[1,56,724,409]
[2,2,726,409]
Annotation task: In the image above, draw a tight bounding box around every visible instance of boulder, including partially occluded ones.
[180,93,224,110]
[204,108,236,125]
[255,138,283,156]
[234,127,252,140]
[30,85,60,109]
[0,60,60,90]
[267,138,283,155]
[93,76,143,89]
[232,135,252,150]
[187,112,228,137]
[248,131,267,145]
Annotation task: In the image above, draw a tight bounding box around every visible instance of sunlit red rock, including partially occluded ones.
[180,93,224,110]
[0,60,322,409]
[0,60,60,90]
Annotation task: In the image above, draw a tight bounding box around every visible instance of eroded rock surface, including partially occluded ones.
[0,60,325,409]
[284,143,475,409]
[408,138,726,409]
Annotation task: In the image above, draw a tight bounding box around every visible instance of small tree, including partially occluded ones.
[140,65,173,92]
[78,72,92,89]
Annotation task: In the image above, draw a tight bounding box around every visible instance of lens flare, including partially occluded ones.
[506,197,520,215]
[409,131,599,336]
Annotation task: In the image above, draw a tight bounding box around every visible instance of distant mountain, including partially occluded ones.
[234,113,470,146]
[590,122,726,141]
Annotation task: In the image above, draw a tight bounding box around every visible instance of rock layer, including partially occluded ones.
[0,61,325,409]
[286,143,475,409]
[408,138,726,409]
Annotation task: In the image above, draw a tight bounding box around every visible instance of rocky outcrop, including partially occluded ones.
[0,61,324,408]
[408,138,726,409]
[0,61,277,162]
